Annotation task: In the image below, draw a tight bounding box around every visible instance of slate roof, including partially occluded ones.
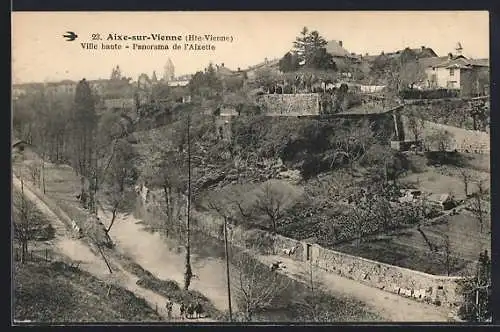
[433,57,490,69]
[326,40,359,59]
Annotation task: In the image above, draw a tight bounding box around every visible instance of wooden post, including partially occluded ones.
[223,217,233,322]
[96,243,113,274]
[184,111,193,291]
[476,260,480,321]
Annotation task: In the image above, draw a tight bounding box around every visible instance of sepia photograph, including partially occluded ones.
[11,11,491,324]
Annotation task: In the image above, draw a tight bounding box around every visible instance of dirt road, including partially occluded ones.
[100,209,235,313]
[257,255,451,322]
[12,175,215,323]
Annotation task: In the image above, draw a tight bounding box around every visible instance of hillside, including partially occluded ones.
[131,109,490,277]
[14,261,162,323]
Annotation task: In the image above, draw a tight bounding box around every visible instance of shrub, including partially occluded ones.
[399,89,459,100]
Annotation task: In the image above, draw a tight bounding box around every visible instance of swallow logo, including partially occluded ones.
[63,31,78,41]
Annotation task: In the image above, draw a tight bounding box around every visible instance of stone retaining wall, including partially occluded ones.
[401,115,490,153]
[257,93,320,116]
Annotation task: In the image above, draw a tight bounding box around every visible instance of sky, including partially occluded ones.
[12,11,489,84]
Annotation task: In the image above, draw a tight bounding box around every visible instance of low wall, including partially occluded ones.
[315,246,461,307]
[268,233,462,307]
[136,189,464,309]
[401,115,490,153]
[257,93,320,116]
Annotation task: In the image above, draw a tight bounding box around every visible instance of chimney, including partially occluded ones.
[221,63,225,67]
[448,52,453,60]
[421,46,425,50]
[339,40,343,47]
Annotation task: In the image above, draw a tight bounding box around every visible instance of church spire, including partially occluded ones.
[163,58,175,82]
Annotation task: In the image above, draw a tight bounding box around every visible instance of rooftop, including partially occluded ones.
[326,40,359,59]
[433,57,490,69]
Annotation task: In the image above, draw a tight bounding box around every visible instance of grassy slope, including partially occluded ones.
[14,261,161,323]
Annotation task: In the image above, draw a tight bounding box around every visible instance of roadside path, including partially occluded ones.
[256,255,451,322]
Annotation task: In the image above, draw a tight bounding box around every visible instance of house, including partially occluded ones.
[325,40,361,73]
[390,46,437,60]
[102,98,136,112]
[12,140,38,161]
[45,80,77,96]
[245,58,280,80]
[12,83,45,99]
[326,40,360,62]
[424,55,489,97]
[12,140,31,152]
[88,79,112,96]
[167,79,190,87]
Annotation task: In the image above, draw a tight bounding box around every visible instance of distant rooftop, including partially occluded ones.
[326,40,359,59]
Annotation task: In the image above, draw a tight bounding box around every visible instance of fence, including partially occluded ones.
[13,247,55,263]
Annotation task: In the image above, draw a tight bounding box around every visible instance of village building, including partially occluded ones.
[424,56,489,97]
[44,80,77,96]
[244,58,280,80]
[326,40,361,68]
[12,140,38,161]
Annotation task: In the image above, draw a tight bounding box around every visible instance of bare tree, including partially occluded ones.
[143,147,187,236]
[253,180,300,250]
[329,120,379,170]
[290,260,335,322]
[407,116,425,142]
[426,129,454,152]
[460,169,473,197]
[470,180,488,233]
[437,232,458,276]
[231,250,290,321]
[102,139,138,234]
[13,183,36,264]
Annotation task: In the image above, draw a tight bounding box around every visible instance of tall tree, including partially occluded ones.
[71,78,98,179]
[102,138,138,234]
[292,28,332,70]
[293,27,311,63]
[279,52,300,72]
[457,251,492,322]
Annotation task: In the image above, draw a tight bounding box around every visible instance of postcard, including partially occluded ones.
[11,11,491,324]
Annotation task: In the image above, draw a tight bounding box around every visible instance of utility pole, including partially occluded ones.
[184,111,193,290]
[476,262,480,321]
[223,216,233,321]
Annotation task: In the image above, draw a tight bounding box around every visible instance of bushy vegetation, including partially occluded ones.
[405,99,489,131]
[399,88,460,100]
